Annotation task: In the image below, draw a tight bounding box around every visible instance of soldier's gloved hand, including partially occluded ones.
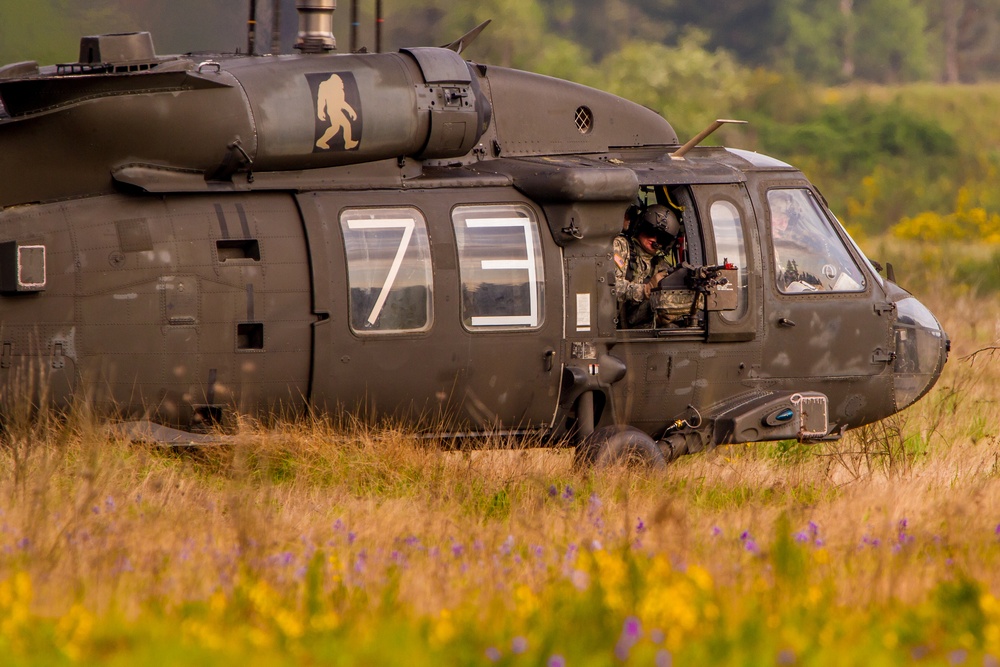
[644,270,669,297]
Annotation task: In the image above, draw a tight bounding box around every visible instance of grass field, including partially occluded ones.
[0,240,998,666]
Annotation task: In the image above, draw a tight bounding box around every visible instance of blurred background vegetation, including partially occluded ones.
[2,0,1000,265]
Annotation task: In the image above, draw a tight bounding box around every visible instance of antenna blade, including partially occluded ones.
[441,19,491,55]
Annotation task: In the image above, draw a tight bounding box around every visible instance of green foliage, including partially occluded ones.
[854,0,932,82]
[753,97,954,174]
[595,29,749,139]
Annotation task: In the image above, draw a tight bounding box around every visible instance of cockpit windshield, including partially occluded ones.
[768,188,866,294]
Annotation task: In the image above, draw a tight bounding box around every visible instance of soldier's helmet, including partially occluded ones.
[640,205,681,240]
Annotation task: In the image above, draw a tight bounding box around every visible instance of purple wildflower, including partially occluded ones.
[740,531,759,552]
[548,655,566,667]
[808,521,819,536]
[711,526,722,537]
[793,531,809,544]
[500,535,515,556]
[485,647,501,662]
[948,649,967,665]
[623,616,641,639]
[615,617,643,658]
[636,518,646,534]
[105,496,116,512]
[562,485,574,501]
[548,485,558,498]
[861,535,880,548]
[512,636,528,654]
[347,531,357,545]
[452,544,464,558]
[655,649,673,667]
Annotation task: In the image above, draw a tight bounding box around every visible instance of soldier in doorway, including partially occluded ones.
[613,204,682,328]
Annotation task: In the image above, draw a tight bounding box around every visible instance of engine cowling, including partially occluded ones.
[0,41,492,207]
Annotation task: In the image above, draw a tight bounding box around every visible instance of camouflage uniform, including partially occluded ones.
[613,233,671,328]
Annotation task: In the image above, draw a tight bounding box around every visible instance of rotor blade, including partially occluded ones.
[441,19,491,55]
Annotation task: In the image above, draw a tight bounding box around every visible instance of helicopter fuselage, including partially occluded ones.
[0,32,948,453]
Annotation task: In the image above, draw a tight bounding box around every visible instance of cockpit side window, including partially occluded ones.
[768,189,866,294]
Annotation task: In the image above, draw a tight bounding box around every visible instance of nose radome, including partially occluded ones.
[892,297,948,411]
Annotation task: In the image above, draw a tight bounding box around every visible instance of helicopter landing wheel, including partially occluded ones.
[574,425,666,469]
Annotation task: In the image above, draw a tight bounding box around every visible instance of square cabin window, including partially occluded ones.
[340,207,433,333]
[452,204,545,330]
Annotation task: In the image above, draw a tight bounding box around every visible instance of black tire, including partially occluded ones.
[574,425,666,469]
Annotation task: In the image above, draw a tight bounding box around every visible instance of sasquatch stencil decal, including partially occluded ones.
[307,72,363,152]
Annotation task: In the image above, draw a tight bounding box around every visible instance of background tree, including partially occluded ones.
[595,29,749,139]
[920,0,1000,82]
[852,0,929,82]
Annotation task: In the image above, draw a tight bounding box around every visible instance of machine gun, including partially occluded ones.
[650,261,738,327]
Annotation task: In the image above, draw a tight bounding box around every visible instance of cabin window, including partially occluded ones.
[340,207,433,334]
[709,200,748,321]
[768,189,866,294]
[452,204,545,330]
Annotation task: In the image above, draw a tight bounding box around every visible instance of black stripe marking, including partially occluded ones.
[246,283,255,321]
[236,203,251,239]
[206,368,218,404]
[214,203,230,240]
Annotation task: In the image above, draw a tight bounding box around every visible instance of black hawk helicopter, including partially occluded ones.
[0,0,949,464]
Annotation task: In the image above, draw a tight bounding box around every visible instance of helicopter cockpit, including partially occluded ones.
[767,188,866,294]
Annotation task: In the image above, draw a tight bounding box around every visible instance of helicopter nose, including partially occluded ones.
[891,297,949,411]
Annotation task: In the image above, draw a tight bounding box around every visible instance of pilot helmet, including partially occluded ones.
[639,205,681,241]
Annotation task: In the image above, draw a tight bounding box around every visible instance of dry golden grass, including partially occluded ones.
[0,241,997,663]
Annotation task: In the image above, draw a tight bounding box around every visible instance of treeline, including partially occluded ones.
[395,0,1000,84]
[3,1,999,84]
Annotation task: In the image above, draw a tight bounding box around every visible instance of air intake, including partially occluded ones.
[79,32,156,66]
[61,32,159,75]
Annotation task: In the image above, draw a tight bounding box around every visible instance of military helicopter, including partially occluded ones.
[0,0,949,464]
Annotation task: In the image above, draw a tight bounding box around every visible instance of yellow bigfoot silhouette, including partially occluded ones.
[315,74,359,150]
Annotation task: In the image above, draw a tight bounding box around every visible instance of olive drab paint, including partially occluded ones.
[0,10,949,462]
